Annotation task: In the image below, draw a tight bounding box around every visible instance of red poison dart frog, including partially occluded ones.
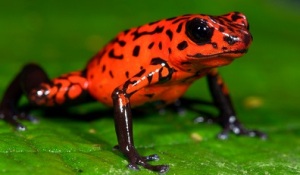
[0,12,266,173]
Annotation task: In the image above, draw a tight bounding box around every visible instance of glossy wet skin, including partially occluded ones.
[0,12,265,173]
[87,12,252,107]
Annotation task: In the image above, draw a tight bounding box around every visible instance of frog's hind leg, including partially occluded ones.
[28,68,93,107]
[0,63,92,130]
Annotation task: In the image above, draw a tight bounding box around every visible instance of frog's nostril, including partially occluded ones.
[223,35,238,45]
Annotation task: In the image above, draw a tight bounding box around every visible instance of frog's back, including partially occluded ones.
[86,16,190,106]
[86,13,252,107]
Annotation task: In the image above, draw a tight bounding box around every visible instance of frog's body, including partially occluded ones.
[0,12,265,173]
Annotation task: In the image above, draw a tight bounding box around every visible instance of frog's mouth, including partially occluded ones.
[187,49,248,59]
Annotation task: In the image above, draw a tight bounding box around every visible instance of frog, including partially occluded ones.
[0,12,266,173]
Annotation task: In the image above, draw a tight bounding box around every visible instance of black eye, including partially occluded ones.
[185,18,213,45]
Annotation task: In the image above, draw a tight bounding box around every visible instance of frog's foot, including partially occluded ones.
[114,145,169,173]
[0,110,38,131]
[127,154,169,173]
[216,115,267,140]
[194,113,218,124]
[195,115,267,140]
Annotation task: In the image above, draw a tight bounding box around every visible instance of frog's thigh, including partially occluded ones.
[28,70,92,106]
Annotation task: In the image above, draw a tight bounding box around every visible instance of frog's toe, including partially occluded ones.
[216,119,267,140]
[128,163,140,171]
[0,113,27,131]
[142,154,160,161]
[124,151,169,173]
[217,129,230,140]
[132,156,169,173]
[239,129,268,140]
[194,115,218,124]
[15,123,27,131]
[18,112,39,123]
[0,110,38,130]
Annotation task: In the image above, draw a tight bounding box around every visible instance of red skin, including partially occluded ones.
[0,12,266,173]
[87,13,250,107]
[31,12,251,108]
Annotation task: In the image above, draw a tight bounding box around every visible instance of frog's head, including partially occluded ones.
[170,12,252,72]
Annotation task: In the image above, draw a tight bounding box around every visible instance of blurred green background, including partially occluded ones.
[0,0,299,174]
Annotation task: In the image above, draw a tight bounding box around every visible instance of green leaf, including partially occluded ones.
[0,1,299,174]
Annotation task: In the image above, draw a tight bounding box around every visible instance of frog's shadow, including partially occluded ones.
[20,103,172,122]
[21,97,215,122]
[19,98,217,157]
[41,106,152,121]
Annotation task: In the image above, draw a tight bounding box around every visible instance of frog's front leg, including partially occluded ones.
[205,69,267,140]
[0,63,92,130]
[111,58,172,173]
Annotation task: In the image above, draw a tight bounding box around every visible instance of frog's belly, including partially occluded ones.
[129,83,191,107]
[91,82,191,107]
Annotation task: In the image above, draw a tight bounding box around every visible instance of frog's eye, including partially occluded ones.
[185,18,213,45]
